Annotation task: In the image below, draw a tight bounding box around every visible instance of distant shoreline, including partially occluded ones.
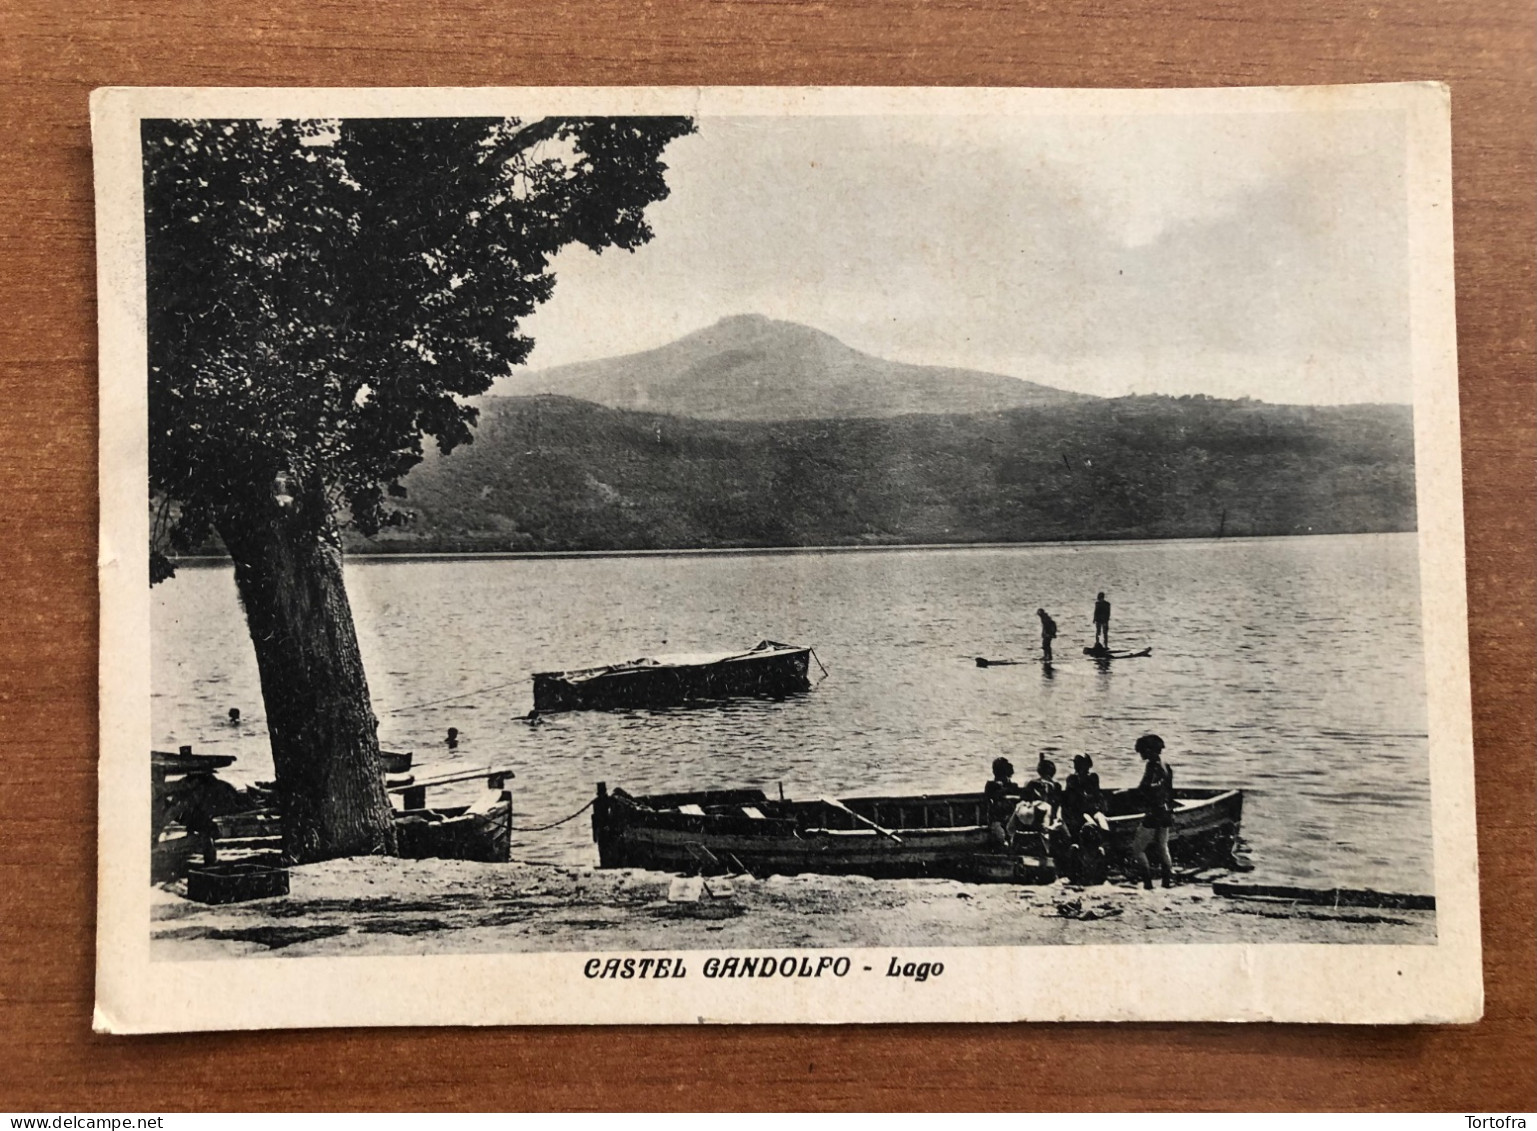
[167,528,1416,568]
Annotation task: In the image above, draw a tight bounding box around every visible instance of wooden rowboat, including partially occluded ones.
[214,768,516,864]
[391,768,514,863]
[591,782,1242,884]
[152,746,513,880]
[1102,785,1243,862]
[533,640,814,713]
[173,774,516,871]
[194,781,515,869]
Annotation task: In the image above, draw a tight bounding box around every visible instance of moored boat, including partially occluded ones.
[591,781,1242,884]
[533,639,815,713]
[203,772,515,868]
[152,745,514,880]
[1101,785,1243,863]
[390,768,514,863]
[380,750,414,775]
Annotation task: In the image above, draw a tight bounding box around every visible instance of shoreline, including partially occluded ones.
[150,857,1436,960]
[165,528,1418,568]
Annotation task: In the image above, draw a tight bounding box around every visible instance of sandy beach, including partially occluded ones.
[150,856,1435,960]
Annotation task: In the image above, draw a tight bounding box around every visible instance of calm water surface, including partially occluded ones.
[152,533,1433,893]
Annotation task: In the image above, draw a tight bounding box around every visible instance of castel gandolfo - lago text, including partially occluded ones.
[579,953,946,981]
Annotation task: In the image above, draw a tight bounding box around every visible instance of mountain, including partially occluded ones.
[495,314,1088,420]
[349,394,1417,554]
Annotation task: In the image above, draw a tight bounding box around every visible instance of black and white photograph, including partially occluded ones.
[93,84,1478,1030]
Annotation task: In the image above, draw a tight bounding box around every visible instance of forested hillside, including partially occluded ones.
[346,394,1416,553]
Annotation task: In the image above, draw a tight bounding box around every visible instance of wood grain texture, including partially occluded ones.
[0,0,1531,1111]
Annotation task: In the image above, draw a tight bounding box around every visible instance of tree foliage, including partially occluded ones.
[144,115,695,575]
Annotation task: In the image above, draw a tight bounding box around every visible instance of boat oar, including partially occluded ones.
[821,797,903,844]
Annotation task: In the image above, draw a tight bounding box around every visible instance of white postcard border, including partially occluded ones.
[93,82,1479,1032]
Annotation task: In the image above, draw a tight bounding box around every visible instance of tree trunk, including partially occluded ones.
[215,483,398,864]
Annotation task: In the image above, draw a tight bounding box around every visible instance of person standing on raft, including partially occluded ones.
[1130,733,1176,890]
[1036,608,1058,663]
[1092,592,1111,650]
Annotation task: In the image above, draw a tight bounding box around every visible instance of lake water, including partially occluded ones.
[152,533,1434,894]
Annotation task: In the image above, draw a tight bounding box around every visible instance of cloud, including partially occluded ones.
[514,109,1410,404]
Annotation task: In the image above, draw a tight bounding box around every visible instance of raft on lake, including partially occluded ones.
[974,646,1152,667]
[533,640,815,713]
[1083,645,1152,660]
[591,781,1243,884]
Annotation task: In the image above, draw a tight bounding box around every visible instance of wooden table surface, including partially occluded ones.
[1,0,1532,1112]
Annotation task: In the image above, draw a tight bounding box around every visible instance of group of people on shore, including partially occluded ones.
[985,733,1176,889]
[1035,592,1113,663]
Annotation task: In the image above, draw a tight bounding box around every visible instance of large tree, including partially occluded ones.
[144,115,694,862]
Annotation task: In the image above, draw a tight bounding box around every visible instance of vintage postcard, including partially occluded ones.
[94,84,1478,1031]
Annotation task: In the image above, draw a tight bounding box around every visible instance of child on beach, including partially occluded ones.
[1130,734,1176,890]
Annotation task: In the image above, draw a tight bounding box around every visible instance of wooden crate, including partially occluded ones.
[184,861,290,905]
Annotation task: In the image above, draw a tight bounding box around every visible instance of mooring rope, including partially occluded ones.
[377,677,526,716]
[810,647,830,683]
[509,796,596,832]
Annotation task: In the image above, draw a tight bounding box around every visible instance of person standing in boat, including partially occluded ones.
[1129,733,1176,890]
[1036,608,1058,663]
[1092,592,1111,651]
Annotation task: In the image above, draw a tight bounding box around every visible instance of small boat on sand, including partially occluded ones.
[591,781,1242,884]
[152,746,514,881]
[203,774,515,868]
[390,767,514,863]
[533,640,815,713]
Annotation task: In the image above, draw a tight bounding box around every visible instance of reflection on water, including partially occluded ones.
[152,533,1432,892]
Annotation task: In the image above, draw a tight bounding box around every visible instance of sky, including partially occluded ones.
[510,109,1411,404]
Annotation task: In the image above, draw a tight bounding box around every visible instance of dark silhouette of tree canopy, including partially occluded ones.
[144,116,694,862]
